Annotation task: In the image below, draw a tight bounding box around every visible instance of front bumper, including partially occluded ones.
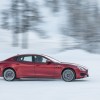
[0,68,2,77]
[76,69,89,79]
[80,72,89,77]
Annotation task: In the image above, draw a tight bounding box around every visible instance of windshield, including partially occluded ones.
[44,55,61,63]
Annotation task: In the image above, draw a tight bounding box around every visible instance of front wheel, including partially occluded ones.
[3,69,16,81]
[62,69,75,82]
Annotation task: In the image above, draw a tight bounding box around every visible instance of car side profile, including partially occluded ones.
[0,54,88,82]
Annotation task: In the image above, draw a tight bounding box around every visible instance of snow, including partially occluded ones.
[0,0,100,100]
[0,49,100,100]
[0,25,100,100]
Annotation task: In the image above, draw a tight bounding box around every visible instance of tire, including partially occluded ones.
[62,69,75,82]
[3,69,16,81]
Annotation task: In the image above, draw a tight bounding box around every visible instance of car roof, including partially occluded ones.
[16,54,41,56]
[15,54,45,57]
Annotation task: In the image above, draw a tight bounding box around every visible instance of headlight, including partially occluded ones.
[77,66,86,71]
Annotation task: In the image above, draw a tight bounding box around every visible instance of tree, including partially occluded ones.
[45,0,59,13]
[1,10,10,30]
[1,0,46,48]
[60,0,100,53]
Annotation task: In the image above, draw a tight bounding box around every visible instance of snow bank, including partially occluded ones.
[0,49,100,100]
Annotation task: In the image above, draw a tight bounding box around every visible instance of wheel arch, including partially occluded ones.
[3,67,16,77]
[61,68,76,79]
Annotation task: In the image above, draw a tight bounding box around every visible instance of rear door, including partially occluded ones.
[15,55,35,77]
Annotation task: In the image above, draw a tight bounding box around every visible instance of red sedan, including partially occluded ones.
[0,54,88,82]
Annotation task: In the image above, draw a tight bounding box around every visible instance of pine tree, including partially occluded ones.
[45,0,59,13]
[1,0,45,48]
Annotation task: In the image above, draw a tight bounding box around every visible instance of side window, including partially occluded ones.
[17,56,32,62]
[16,55,48,63]
[23,56,32,62]
[34,56,48,63]
[42,57,47,63]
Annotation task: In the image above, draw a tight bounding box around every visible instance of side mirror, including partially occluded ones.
[46,60,52,64]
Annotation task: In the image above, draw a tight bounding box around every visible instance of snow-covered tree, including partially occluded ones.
[45,0,59,13]
[1,0,45,48]
[60,0,100,53]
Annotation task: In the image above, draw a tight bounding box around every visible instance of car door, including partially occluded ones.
[15,55,35,77]
[34,55,56,78]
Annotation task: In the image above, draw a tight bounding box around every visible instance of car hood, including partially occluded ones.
[55,62,78,68]
[60,62,78,66]
[60,62,87,69]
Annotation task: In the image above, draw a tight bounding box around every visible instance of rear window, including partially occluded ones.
[15,56,32,62]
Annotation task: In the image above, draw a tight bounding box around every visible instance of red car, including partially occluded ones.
[0,54,88,82]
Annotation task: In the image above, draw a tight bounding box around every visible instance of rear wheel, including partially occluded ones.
[62,69,75,82]
[3,69,16,81]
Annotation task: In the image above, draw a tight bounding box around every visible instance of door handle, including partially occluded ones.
[16,63,20,65]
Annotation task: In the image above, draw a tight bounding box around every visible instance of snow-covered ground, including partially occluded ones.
[0,0,100,100]
[0,26,100,100]
[0,49,100,100]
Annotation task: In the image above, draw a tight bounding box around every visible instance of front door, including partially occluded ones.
[33,55,56,78]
